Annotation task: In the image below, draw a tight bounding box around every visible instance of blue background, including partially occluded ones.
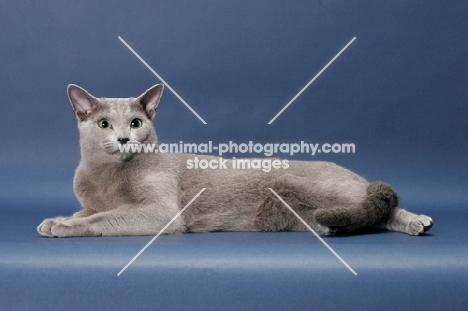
[1,1,467,310]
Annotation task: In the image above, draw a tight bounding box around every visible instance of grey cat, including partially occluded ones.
[37,84,433,237]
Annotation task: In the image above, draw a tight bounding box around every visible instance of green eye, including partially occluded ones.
[98,119,111,129]
[130,118,143,129]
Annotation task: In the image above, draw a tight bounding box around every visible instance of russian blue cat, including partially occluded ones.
[37,84,433,237]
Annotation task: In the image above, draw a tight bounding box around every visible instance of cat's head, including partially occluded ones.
[68,84,163,163]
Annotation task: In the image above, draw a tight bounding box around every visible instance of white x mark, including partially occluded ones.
[120,36,355,126]
[268,37,356,124]
[118,36,207,124]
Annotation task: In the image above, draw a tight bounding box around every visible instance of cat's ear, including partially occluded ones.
[138,84,164,120]
[67,84,96,121]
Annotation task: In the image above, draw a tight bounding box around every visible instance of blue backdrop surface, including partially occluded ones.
[0,1,467,310]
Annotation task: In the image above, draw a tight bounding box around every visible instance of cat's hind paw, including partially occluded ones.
[407,215,433,235]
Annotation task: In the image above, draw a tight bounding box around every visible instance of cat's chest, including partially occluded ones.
[74,167,136,212]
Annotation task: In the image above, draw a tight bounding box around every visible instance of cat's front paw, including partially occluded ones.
[38,217,99,237]
[49,221,78,238]
[318,224,338,236]
[37,217,67,237]
[407,215,433,235]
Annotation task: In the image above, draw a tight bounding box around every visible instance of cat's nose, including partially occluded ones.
[117,138,130,144]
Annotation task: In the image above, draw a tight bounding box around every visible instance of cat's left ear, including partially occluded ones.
[138,84,164,120]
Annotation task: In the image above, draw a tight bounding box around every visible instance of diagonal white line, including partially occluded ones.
[268,37,356,124]
[268,188,357,275]
[117,188,206,276]
[118,36,207,124]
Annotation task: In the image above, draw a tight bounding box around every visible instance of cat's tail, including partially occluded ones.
[314,181,398,230]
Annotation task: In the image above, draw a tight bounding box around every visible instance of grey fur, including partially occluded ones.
[37,85,433,237]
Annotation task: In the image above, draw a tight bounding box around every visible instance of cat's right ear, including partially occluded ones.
[67,84,96,121]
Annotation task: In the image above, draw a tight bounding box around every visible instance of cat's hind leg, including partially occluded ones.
[314,182,399,234]
[255,174,367,233]
[383,208,433,235]
[255,175,320,232]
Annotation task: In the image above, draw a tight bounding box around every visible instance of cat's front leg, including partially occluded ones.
[41,204,186,237]
[37,209,96,237]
